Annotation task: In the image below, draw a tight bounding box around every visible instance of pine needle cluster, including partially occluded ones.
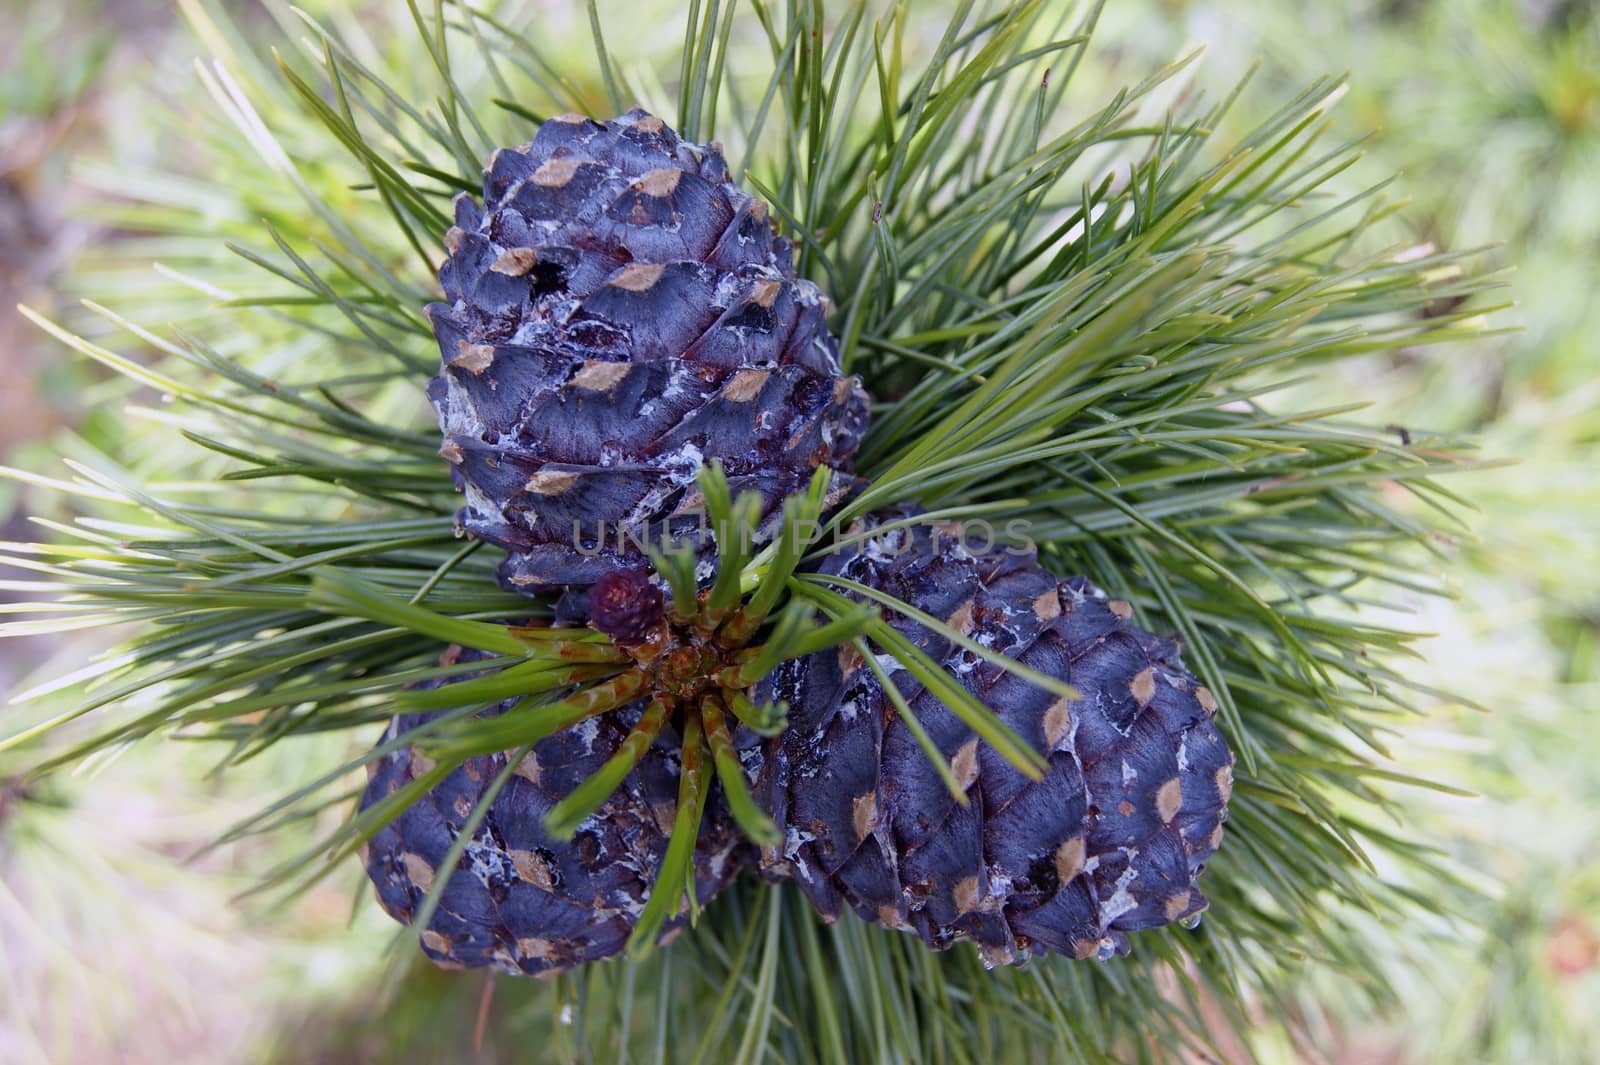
[1,1,1502,1059]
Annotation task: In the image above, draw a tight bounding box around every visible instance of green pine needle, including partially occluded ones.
[543,696,671,841]
[627,710,712,957]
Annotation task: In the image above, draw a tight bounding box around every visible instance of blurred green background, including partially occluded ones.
[2,1,1595,1061]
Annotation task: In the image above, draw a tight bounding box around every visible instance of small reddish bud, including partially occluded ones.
[588,570,665,645]
[1548,915,1599,978]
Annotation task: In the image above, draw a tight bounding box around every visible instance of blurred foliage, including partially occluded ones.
[0,11,112,121]
[0,8,112,517]
[1,0,1595,1062]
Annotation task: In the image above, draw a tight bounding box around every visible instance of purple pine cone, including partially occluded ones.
[426,110,869,602]
[746,513,1235,966]
[360,648,745,975]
